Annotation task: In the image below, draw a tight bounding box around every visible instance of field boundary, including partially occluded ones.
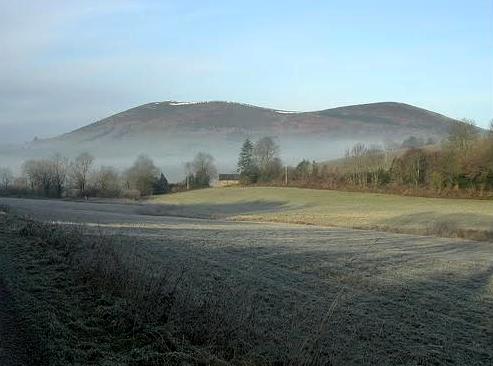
[229,216,493,242]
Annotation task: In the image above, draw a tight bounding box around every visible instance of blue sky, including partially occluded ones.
[0,0,492,142]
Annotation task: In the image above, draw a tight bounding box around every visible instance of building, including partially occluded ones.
[214,173,240,187]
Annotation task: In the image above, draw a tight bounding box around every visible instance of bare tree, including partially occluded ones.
[344,143,368,186]
[366,145,387,187]
[125,155,159,196]
[390,148,428,188]
[448,119,479,156]
[22,160,38,191]
[93,166,121,197]
[342,143,393,187]
[71,152,94,196]
[253,137,281,181]
[254,137,279,171]
[51,153,68,197]
[187,152,217,187]
[22,159,54,195]
[0,167,13,191]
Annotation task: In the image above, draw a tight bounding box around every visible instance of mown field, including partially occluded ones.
[150,187,493,240]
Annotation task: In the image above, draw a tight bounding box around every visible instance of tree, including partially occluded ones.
[71,152,94,196]
[22,160,39,192]
[365,145,389,187]
[448,119,479,156]
[401,136,424,149]
[125,155,160,196]
[153,172,169,194]
[295,160,311,182]
[426,137,436,146]
[20,155,68,197]
[438,147,461,189]
[0,167,13,191]
[438,119,481,190]
[254,137,281,181]
[461,135,493,192]
[391,148,428,188]
[22,159,55,196]
[187,152,217,188]
[51,153,68,197]
[238,138,254,173]
[237,138,257,184]
[93,166,121,197]
[254,137,279,169]
[344,143,368,186]
[342,143,389,187]
[311,161,319,179]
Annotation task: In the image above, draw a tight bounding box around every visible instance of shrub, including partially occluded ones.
[122,189,141,200]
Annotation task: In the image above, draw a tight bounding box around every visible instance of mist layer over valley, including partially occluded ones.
[1,100,461,180]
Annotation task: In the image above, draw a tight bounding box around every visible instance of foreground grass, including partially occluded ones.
[1,208,492,365]
[0,213,326,365]
[150,187,493,240]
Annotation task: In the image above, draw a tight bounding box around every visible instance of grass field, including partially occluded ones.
[1,198,492,364]
[150,187,493,240]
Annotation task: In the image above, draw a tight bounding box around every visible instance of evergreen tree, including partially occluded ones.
[153,172,169,194]
[237,138,257,184]
[238,138,254,173]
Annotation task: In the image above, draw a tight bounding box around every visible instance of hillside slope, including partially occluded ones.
[51,101,458,144]
[5,101,463,180]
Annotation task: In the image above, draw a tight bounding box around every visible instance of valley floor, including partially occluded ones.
[0,196,492,364]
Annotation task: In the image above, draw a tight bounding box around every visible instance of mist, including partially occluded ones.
[0,134,371,182]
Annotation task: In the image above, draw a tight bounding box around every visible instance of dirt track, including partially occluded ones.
[1,197,492,364]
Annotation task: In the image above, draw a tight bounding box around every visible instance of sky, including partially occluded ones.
[1,0,492,143]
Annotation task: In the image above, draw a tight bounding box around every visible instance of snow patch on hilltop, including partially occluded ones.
[275,110,299,114]
[169,101,201,106]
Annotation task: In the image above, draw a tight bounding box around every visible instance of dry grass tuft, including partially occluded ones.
[3,215,336,365]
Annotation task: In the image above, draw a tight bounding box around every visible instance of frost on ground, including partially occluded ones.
[0,197,492,365]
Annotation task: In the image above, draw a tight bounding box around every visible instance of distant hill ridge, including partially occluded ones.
[3,100,471,181]
[51,101,460,144]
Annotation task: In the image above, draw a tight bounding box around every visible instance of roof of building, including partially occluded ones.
[218,173,240,181]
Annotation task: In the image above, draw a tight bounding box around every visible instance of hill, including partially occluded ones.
[4,101,463,180]
[51,101,458,143]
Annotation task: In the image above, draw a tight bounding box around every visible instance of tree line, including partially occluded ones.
[238,121,493,197]
[0,151,220,199]
[1,120,491,199]
[0,153,167,199]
